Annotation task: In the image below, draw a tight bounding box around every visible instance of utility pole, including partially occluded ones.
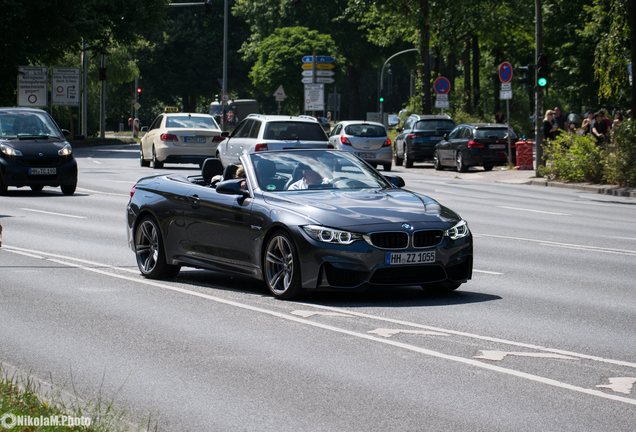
[534,0,544,177]
[81,38,88,138]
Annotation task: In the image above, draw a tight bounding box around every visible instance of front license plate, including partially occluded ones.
[29,167,56,175]
[489,144,505,149]
[184,136,207,143]
[386,251,436,265]
[356,152,375,159]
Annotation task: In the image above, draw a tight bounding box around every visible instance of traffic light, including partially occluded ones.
[537,53,548,87]
[379,95,385,103]
[136,87,142,95]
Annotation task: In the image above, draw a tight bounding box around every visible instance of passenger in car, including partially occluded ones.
[287,166,325,190]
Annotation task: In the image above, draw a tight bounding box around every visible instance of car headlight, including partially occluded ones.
[445,219,470,240]
[302,225,362,245]
[58,143,72,156]
[0,143,22,156]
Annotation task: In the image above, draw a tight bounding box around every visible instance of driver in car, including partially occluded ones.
[287,166,326,190]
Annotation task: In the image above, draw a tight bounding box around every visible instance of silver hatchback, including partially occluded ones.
[328,121,392,171]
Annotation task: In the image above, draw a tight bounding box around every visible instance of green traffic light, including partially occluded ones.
[537,77,547,87]
[379,97,384,102]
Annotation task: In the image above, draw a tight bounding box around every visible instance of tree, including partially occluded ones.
[249,27,338,113]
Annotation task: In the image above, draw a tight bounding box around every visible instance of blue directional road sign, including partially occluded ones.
[302,55,336,64]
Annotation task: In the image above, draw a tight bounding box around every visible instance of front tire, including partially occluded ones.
[483,163,494,171]
[382,162,392,172]
[263,230,302,299]
[30,185,44,192]
[433,151,443,170]
[0,176,7,196]
[134,217,180,279]
[140,146,150,167]
[61,183,76,196]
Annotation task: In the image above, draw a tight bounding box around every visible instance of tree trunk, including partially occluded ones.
[418,0,432,114]
[448,52,456,93]
[182,94,197,113]
[472,34,481,116]
[493,50,502,116]
[629,0,636,119]
[463,35,472,112]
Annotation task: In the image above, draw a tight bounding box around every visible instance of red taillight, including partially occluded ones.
[468,140,484,149]
[160,133,178,142]
[255,143,268,152]
[212,135,224,143]
[407,133,416,140]
[340,135,352,146]
[383,137,392,147]
[129,184,136,198]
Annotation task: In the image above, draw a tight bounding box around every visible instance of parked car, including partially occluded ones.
[434,123,518,172]
[328,120,392,171]
[216,114,330,167]
[140,113,223,169]
[127,149,473,299]
[394,114,456,168]
[0,107,77,195]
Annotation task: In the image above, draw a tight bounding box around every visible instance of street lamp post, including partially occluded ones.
[379,48,418,124]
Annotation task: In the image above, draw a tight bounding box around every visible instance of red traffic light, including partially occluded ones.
[136,87,142,94]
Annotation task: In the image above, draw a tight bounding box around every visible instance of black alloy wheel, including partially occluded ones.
[134,216,180,279]
[263,230,302,299]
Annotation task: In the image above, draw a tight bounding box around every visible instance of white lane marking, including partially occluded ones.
[19,208,86,219]
[75,187,129,197]
[369,328,449,338]
[496,206,570,216]
[596,377,636,395]
[540,243,636,256]
[3,245,138,274]
[476,233,636,257]
[300,303,636,369]
[474,350,576,361]
[291,310,353,318]
[90,158,102,165]
[4,245,636,406]
[473,269,504,275]
[3,250,43,259]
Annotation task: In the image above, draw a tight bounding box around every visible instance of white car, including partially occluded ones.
[216,114,330,167]
[140,113,223,168]
[328,120,392,171]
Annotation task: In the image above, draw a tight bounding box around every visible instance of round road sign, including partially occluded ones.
[433,76,451,94]
[498,62,513,83]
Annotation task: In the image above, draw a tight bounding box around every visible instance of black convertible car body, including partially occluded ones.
[127,149,473,299]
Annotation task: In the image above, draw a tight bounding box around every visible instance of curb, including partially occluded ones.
[526,179,636,198]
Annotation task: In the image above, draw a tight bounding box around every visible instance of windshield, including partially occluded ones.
[344,124,386,137]
[414,120,455,131]
[263,121,327,141]
[0,111,61,138]
[166,115,219,129]
[248,150,393,192]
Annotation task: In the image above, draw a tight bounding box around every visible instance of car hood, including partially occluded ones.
[1,138,70,157]
[263,188,460,228]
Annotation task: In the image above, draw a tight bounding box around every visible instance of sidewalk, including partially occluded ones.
[444,166,636,198]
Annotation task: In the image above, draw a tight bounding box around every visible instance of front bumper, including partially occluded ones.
[0,156,77,187]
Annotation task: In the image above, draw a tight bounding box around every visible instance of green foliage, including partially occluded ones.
[605,119,636,186]
[248,27,338,113]
[540,133,603,182]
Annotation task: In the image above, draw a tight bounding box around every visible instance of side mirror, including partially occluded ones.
[221,131,230,137]
[140,126,148,132]
[215,179,249,197]
[61,129,71,137]
[384,175,405,188]
[443,133,449,140]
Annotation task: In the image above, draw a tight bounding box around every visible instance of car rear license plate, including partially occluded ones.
[184,136,207,143]
[490,144,505,149]
[29,167,56,175]
[386,251,436,265]
[356,152,375,159]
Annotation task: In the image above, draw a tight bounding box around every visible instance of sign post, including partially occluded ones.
[273,85,287,114]
[498,62,514,165]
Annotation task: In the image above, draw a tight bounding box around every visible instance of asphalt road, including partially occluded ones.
[1,144,635,431]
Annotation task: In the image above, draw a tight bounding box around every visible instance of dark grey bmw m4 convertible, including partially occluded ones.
[127,149,472,299]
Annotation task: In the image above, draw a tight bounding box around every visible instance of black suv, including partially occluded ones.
[394,114,456,168]
[0,107,77,195]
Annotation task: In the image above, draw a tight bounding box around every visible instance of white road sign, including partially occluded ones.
[434,93,449,109]
[17,66,48,107]
[304,83,324,111]
[52,67,80,106]
[273,85,287,102]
